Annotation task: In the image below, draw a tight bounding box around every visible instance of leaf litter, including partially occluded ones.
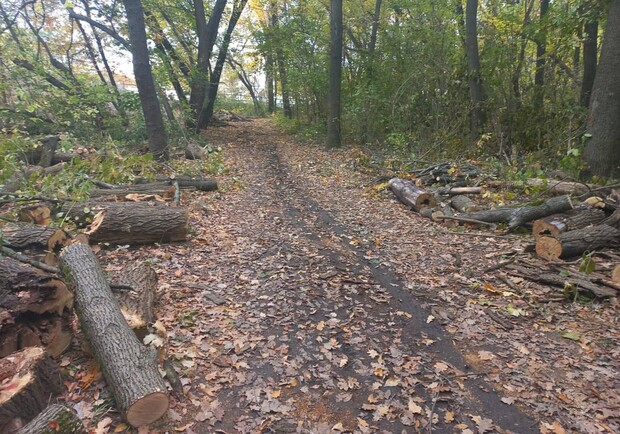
[59,119,618,433]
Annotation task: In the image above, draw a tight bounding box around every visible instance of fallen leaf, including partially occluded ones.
[408,398,422,414]
[478,350,495,361]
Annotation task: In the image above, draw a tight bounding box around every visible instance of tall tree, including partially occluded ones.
[585,0,620,178]
[581,6,598,107]
[534,0,550,112]
[464,0,485,143]
[122,0,168,160]
[327,0,342,148]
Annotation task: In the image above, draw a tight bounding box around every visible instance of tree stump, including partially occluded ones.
[388,178,437,212]
[536,225,620,260]
[185,143,206,160]
[18,404,84,434]
[82,203,189,244]
[0,347,64,427]
[532,207,607,239]
[59,244,168,427]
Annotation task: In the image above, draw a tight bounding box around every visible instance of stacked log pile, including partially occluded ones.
[389,162,620,298]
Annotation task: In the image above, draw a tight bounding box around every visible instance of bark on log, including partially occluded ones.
[508,195,574,229]
[59,244,168,427]
[601,209,620,229]
[38,136,59,168]
[18,404,84,434]
[450,195,481,213]
[0,256,73,358]
[89,182,180,200]
[507,264,617,298]
[460,207,516,223]
[0,256,72,316]
[0,347,64,427]
[185,143,206,160]
[532,207,607,239]
[84,203,188,244]
[389,178,437,212]
[112,264,158,339]
[1,223,67,251]
[139,175,218,192]
[536,225,620,260]
[435,186,483,196]
[486,178,594,196]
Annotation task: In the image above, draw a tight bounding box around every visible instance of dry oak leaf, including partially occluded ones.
[478,351,495,361]
[408,398,423,414]
[470,415,494,433]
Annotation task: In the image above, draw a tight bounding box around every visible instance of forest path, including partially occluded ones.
[141,118,539,433]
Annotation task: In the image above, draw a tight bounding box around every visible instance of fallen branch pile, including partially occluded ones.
[388,164,620,298]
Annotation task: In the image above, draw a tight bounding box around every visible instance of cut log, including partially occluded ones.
[112,264,158,340]
[0,256,72,316]
[38,136,59,168]
[389,178,437,212]
[89,182,180,201]
[486,178,594,196]
[18,404,83,434]
[460,207,516,223]
[435,186,483,196]
[1,223,67,251]
[185,143,206,160]
[84,203,188,244]
[450,195,481,213]
[59,244,168,427]
[613,265,620,284]
[0,347,64,427]
[536,225,620,260]
[532,207,607,239]
[137,175,218,192]
[508,195,573,229]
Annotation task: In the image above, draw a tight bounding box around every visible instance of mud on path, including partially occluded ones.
[104,119,618,433]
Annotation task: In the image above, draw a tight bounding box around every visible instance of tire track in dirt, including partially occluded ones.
[183,122,537,433]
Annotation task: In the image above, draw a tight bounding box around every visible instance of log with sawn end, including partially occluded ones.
[59,243,169,427]
[1,222,67,251]
[536,225,620,260]
[531,206,607,239]
[389,178,437,212]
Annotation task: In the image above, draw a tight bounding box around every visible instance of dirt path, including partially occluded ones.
[100,119,618,433]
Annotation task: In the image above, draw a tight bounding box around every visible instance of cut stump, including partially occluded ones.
[59,244,168,427]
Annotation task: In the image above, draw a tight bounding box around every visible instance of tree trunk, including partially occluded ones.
[508,195,574,229]
[122,0,169,161]
[465,0,485,143]
[327,0,343,148]
[189,0,227,129]
[0,347,64,428]
[450,194,481,213]
[59,244,169,427]
[388,178,438,212]
[534,0,550,112]
[581,14,598,107]
[536,224,620,260]
[266,51,275,113]
[19,404,84,434]
[196,0,248,131]
[584,0,620,178]
[112,264,158,340]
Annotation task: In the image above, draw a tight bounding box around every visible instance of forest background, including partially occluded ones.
[1,0,619,188]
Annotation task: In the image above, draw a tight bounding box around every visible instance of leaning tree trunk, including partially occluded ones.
[59,244,169,427]
[584,0,620,178]
[122,0,168,161]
